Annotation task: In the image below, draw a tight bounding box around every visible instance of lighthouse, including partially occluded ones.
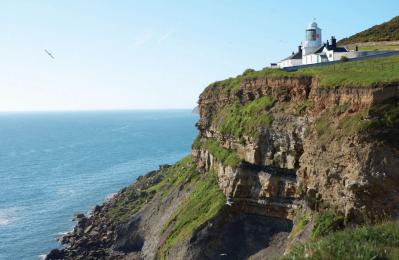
[302,22,322,56]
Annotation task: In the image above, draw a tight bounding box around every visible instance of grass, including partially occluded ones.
[158,170,225,258]
[204,55,399,95]
[311,211,345,239]
[284,220,399,260]
[338,113,369,134]
[105,156,197,222]
[203,139,241,167]
[214,96,274,139]
[350,44,399,51]
[314,117,330,137]
[290,211,312,238]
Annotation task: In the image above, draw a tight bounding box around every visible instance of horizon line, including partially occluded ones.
[0,107,198,114]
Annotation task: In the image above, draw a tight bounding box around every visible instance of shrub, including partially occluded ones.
[340,56,349,62]
[242,68,255,76]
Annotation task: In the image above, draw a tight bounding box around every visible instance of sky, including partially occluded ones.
[1,1,398,111]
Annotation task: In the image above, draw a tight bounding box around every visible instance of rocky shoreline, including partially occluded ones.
[46,165,172,260]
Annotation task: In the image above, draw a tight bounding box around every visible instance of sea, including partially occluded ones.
[0,110,198,260]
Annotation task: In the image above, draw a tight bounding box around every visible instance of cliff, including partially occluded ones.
[47,59,399,259]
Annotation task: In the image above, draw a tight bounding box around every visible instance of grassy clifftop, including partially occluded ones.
[204,55,399,94]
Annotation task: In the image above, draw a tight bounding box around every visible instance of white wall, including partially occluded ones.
[334,50,391,61]
[302,54,320,65]
[278,59,302,68]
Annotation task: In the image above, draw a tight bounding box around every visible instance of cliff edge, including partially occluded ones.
[47,56,399,259]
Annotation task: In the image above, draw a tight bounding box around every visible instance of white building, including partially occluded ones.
[276,21,393,68]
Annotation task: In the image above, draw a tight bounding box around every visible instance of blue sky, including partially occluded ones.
[1,1,398,111]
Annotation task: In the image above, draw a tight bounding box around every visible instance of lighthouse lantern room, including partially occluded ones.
[302,22,322,55]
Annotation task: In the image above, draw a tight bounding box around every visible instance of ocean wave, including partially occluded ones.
[105,192,117,201]
[0,207,19,226]
[0,216,10,226]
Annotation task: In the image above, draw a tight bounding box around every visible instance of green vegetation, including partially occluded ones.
[314,117,330,137]
[312,211,345,239]
[339,16,399,44]
[332,103,350,115]
[158,170,225,259]
[106,189,156,223]
[296,99,314,114]
[204,68,301,94]
[312,98,399,144]
[301,55,399,88]
[284,220,399,260]
[367,97,399,146]
[348,44,399,51]
[214,96,274,138]
[340,56,349,62]
[192,134,201,150]
[203,139,241,167]
[290,211,312,238]
[106,156,197,222]
[205,55,399,94]
[338,113,369,134]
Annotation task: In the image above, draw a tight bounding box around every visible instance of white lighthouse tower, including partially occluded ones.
[302,21,322,56]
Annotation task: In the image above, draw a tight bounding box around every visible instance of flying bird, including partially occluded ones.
[44,49,55,59]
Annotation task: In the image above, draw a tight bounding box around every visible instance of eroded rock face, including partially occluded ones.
[193,148,298,220]
[196,76,399,222]
[298,134,399,220]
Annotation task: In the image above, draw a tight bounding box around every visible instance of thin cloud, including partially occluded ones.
[134,31,154,47]
[157,30,174,44]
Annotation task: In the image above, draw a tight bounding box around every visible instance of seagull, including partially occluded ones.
[44,49,55,59]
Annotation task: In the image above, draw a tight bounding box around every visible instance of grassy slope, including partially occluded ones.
[105,155,226,258]
[339,16,399,44]
[158,169,225,258]
[284,220,399,260]
[105,156,200,223]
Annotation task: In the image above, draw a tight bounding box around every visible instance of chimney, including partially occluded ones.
[331,36,337,48]
[326,40,330,47]
[298,45,302,53]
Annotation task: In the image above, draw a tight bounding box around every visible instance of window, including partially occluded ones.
[306,29,316,41]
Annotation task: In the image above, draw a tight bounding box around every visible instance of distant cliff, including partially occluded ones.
[47,58,399,259]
